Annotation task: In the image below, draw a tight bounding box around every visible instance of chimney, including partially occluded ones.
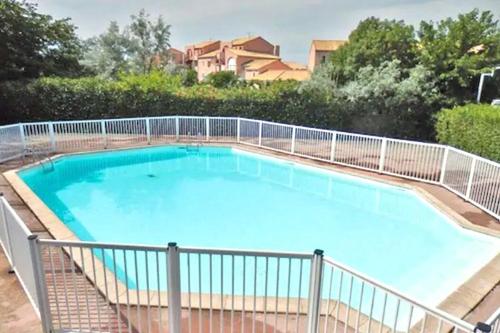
[274,45,280,56]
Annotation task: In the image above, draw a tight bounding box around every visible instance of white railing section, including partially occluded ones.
[0,124,24,162]
[0,195,40,316]
[0,116,499,220]
[0,195,494,333]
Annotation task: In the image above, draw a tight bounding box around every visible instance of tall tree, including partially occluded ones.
[81,21,135,77]
[418,9,500,103]
[0,0,83,80]
[82,9,172,76]
[330,17,418,84]
[129,9,171,74]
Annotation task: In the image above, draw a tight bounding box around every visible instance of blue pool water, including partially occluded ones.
[19,146,498,306]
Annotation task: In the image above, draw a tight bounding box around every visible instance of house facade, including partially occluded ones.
[175,36,308,81]
[307,40,346,71]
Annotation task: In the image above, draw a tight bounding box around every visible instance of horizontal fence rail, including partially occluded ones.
[1,116,498,219]
[0,196,494,333]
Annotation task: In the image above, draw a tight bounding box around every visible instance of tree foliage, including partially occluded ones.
[204,71,240,88]
[330,17,418,83]
[82,9,171,77]
[336,60,441,138]
[418,9,500,103]
[0,0,83,80]
[81,21,135,77]
[129,9,171,73]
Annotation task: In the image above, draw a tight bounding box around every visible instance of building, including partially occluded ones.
[308,40,346,71]
[177,36,309,82]
[167,48,186,65]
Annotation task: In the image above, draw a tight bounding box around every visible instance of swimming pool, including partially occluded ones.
[19,145,498,306]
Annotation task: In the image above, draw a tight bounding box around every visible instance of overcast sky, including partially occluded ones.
[33,0,499,63]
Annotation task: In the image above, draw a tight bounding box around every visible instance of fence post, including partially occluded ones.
[379,138,387,173]
[206,117,210,142]
[237,118,241,143]
[291,126,296,154]
[48,122,56,152]
[28,235,52,333]
[307,249,324,333]
[330,132,337,163]
[167,242,182,333]
[175,117,180,142]
[0,194,15,271]
[466,157,477,199]
[19,123,27,151]
[100,120,107,149]
[146,118,151,144]
[439,146,449,184]
[258,121,263,146]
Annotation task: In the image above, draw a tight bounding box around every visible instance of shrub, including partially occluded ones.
[436,104,500,161]
[0,74,348,131]
[204,71,240,88]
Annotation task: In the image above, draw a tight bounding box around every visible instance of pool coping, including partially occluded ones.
[2,143,499,326]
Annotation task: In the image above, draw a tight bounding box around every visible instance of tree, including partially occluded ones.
[336,60,442,139]
[129,9,171,73]
[0,0,83,80]
[418,9,500,103]
[298,62,337,101]
[82,9,172,76]
[81,21,135,77]
[330,17,418,83]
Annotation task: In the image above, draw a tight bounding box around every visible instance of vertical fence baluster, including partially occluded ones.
[167,242,182,333]
[307,249,324,333]
[28,235,52,333]
[466,157,477,199]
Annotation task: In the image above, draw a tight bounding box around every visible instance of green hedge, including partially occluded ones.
[0,75,346,130]
[0,72,440,140]
[436,104,500,161]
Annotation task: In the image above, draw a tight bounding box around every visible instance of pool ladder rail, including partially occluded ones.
[183,131,203,152]
[23,147,55,172]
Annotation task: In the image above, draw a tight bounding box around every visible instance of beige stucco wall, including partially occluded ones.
[308,47,331,71]
[196,57,218,81]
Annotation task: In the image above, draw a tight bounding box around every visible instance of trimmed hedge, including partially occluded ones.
[0,76,346,130]
[436,104,500,161]
[0,72,440,140]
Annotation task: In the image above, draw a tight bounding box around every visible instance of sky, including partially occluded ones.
[33,0,500,64]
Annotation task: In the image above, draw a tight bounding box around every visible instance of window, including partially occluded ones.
[227,57,236,72]
[321,55,326,63]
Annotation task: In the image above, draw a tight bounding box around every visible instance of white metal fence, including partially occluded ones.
[0,192,495,333]
[0,195,40,315]
[1,116,497,219]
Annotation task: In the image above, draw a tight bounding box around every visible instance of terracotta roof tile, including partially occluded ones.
[194,40,220,49]
[243,59,278,70]
[253,69,310,81]
[198,50,219,58]
[226,48,279,59]
[232,36,259,45]
[283,61,307,70]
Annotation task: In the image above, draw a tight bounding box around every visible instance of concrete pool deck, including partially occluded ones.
[0,142,499,332]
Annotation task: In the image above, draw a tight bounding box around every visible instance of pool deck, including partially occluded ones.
[0,142,498,332]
